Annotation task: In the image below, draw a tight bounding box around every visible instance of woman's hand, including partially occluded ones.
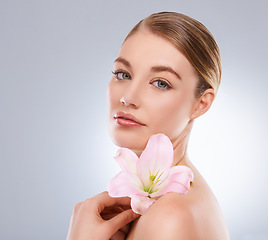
[66,191,140,240]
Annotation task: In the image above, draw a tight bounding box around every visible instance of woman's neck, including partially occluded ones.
[132,120,194,165]
[172,119,194,167]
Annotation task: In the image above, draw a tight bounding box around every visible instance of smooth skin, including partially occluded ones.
[66,192,140,240]
[107,30,214,155]
[108,30,229,239]
[67,29,229,239]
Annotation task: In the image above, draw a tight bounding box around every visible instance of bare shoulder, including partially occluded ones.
[130,186,229,240]
[131,193,199,240]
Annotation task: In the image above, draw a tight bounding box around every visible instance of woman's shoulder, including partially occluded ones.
[128,192,199,240]
[128,172,229,240]
[131,192,199,239]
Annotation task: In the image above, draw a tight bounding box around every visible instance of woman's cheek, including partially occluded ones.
[151,97,190,135]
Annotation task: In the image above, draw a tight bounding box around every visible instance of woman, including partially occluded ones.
[67,12,230,239]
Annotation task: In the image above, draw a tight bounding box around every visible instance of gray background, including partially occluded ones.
[1,0,267,239]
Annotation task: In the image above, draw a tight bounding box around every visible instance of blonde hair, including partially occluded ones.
[124,12,222,97]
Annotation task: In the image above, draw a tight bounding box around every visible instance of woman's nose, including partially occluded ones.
[120,96,138,108]
[120,81,141,109]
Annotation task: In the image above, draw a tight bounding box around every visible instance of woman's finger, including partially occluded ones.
[100,206,124,217]
[107,208,140,235]
[110,230,126,240]
[102,212,118,220]
[118,222,131,235]
[91,191,132,213]
[102,212,132,236]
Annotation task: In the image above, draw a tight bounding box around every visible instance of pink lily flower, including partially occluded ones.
[107,133,194,215]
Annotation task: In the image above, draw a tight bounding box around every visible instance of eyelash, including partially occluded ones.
[151,79,171,90]
[112,70,131,80]
[112,70,172,90]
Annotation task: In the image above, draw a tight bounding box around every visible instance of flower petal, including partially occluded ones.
[137,134,173,185]
[131,196,156,215]
[150,165,194,198]
[114,148,138,173]
[107,170,148,198]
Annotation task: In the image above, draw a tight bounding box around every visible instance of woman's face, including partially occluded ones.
[107,30,199,151]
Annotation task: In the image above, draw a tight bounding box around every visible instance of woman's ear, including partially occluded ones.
[190,88,215,120]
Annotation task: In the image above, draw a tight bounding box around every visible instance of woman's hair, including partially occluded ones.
[124,12,221,97]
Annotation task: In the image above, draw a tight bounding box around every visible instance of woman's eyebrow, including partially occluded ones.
[151,66,182,80]
[114,58,181,80]
[114,57,131,69]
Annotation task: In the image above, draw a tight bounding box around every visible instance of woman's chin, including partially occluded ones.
[110,132,148,152]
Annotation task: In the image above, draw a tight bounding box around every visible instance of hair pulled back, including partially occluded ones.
[124,12,221,97]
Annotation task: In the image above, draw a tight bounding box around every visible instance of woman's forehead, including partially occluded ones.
[116,30,196,79]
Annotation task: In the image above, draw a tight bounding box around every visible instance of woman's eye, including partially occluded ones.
[152,80,171,90]
[112,71,131,80]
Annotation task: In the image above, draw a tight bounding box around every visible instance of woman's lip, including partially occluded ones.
[114,112,145,127]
